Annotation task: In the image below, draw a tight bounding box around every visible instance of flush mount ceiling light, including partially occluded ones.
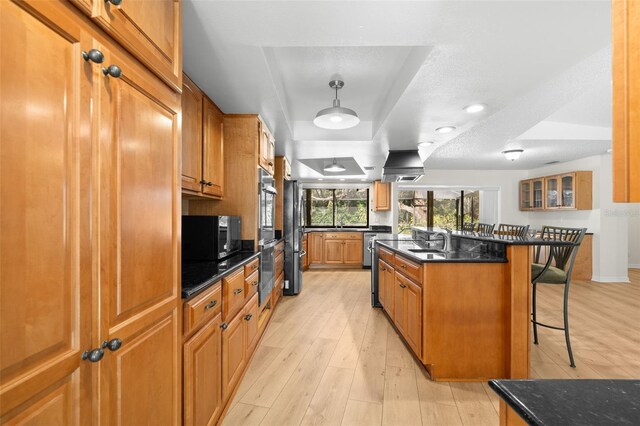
[324,158,346,172]
[436,126,456,134]
[418,141,434,148]
[313,80,360,130]
[463,104,486,113]
[502,149,524,161]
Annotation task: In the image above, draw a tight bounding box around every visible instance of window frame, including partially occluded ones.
[305,188,370,228]
[397,189,480,232]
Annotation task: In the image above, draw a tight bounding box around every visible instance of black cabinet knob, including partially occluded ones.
[233,288,243,295]
[82,348,105,362]
[200,179,207,185]
[244,314,253,321]
[102,65,122,78]
[399,283,407,289]
[82,49,104,64]
[220,323,228,330]
[102,338,122,352]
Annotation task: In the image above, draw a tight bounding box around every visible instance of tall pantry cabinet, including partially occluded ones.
[0,1,181,424]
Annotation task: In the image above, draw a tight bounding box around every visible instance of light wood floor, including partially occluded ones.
[223,269,640,426]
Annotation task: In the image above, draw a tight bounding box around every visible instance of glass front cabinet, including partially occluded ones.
[519,171,592,211]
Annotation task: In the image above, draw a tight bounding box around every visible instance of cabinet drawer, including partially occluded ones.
[394,255,422,285]
[183,282,222,335]
[379,247,395,264]
[324,232,362,240]
[244,258,259,276]
[223,268,246,321]
[245,270,259,299]
[275,252,284,276]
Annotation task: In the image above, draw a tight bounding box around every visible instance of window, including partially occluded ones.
[398,189,480,233]
[306,188,369,228]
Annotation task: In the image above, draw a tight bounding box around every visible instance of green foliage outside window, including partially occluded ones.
[307,188,368,227]
[398,189,480,233]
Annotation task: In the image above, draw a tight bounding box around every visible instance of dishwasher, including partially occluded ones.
[362,225,392,268]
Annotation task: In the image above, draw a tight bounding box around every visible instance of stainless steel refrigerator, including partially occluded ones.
[283,180,304,295]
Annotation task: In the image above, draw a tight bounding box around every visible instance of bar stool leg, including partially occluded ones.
[563,283,576,368]
[532,283,539,344]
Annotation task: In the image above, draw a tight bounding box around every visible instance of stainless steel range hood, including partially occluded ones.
[382,150,425,182]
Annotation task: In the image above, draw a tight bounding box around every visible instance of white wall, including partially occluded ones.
[629,209,640,268]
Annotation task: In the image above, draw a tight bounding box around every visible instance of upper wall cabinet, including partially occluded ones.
[70,0,182,91]
[612,0,640,202]
[373,181,391,211]
[519,171,592,211]
[259,117,275,175]
[181,74,224,199]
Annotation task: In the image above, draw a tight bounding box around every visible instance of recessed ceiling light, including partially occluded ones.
[502,149,524,161]
[463,104,486,113]
[360,178,367,181]
[436,126,456,134]
[318,178,323,181]
[339,178,345,181]
[418,141,434,148]
[606,148,613,153]
[313,80,360,130]
[324,158,346,172]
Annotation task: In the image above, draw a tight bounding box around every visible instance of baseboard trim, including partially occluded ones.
[591,275,630,283]
[628,264,640,269]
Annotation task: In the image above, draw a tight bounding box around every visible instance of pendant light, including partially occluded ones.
[313,80,360,130]
[324,158,346,172]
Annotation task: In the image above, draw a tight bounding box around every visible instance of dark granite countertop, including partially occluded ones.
[412,227,576,246]
[376,239,507,263]
[305,226,392,233]
[182,251,259,299]
[489,379,640,426]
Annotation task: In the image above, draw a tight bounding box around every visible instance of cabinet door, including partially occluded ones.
[532,179,544,209]
[222,313,246,401]
[560,173,575,208]
[384,264,396,319]
[545,176,560,208]
[244,294,260,355]
[181,74,203,192]
[309,233,324,264]
[202,97,224,198]
[343,240,363,264]
[97,38,180,425]
[183,314,223,426]
[405,280,422,356]
[378,262,387,308]
[393,273,407,335]
[268,137,276,175]
[223,268,246,321]
[302,240,309,270]
[90,0,182,91]
[0,2,92,421]
[258,120,270,171]
[520,180,532,210]
[373,181,391,211]
[324,240,344,264]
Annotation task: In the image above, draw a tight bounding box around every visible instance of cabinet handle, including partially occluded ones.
[252,281,258,286]
[102,65,122,78]
[220,323,228,330]
[400,264,406,269]
[82,49,104,64]
[380,267,385,271]
[200,179,207,185]
[204,300,217,311]
[244,314,253,321]
[268,162,274,166]
[399,283,407,289]
[101,338,122,352]
[206,181,214,186]
[234,288,243,295]
[81,348,105,362]
[105,0,123,5]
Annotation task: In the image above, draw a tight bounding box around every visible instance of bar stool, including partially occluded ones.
[462,222,476,231]
[531,226,586,367]
[476,223,495,234]
[497,223,529,237]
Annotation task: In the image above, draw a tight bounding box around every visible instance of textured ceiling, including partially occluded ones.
[183,0,612,179]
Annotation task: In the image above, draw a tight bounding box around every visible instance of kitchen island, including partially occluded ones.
[374,228,573,382]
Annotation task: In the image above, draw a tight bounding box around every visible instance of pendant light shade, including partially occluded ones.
[313,80,360,130]
[324,158,346,172]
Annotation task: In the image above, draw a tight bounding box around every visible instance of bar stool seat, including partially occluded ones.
[531,263,566,284]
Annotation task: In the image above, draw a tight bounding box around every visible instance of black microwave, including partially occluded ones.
[182,216,242,261]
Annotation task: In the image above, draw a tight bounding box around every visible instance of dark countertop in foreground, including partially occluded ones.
[489,379,640,426]
[376,239,507,263]
[412,227,576,246]
[182,251,260,299]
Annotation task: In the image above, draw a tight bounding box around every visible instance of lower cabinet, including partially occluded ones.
[183,313,223,426]
[313,232,363,266]
[244,294,260,357]
[222,310,246,401]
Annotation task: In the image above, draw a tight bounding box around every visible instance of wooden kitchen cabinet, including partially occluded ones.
[70,0,182,91]
[221,311,245,401]
[520,171,591,211]
[1,1,181,423]
[183,313,223,426]
[373,180,391,211]
[393,273,407,335]
[520,180,532,210]
[302,237,309,271]
[324,240,345,264]
[309,232,324,265]
[613,0,640,202]
[404,279,422,355]
[344,240,364,264]
[259,117,275,175]
[310,232,363,267]
[202,97,224,197]
[274,156,292,232]
[223,268,246,321]
[244,294,260,355]
[383,262,396,318]
[181,74,204,192]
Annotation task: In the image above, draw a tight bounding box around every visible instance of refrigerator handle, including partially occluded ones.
[299,250,307,258]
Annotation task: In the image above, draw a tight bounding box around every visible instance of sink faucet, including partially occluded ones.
[432,229,452,252]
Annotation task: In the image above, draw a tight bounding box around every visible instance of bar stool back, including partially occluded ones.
[462,222,476,231]
[497,223,530,237]
[476,223,495,234]
[531,225,587,367]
